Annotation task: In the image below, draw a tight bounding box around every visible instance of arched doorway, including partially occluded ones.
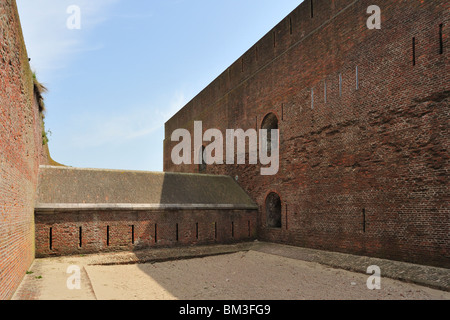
[261,113,279,152]
[198,145,207,172]
[265,192,281,228]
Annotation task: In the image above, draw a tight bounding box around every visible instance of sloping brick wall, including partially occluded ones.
[0,0,48,300]
[33,167,258,257]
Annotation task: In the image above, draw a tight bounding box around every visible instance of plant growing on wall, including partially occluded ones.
[32,72,47,113]
[42,126,52,146]
[33,72,51,146]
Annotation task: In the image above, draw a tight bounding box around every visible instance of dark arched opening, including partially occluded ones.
[261,113,279,152]
[199,146,207,172]
[265,192,282,228]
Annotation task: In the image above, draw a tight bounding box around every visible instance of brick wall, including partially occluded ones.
[0,0,48,299]
[164,0,449,268]
[35,209,257,257]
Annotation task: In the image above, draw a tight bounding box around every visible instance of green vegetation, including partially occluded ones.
[42,126,51,146]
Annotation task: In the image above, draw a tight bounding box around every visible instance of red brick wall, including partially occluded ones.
[164,0,449,267]
[0,0,48,299]
[35,209,257,257]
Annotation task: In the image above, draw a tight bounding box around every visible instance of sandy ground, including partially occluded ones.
[14,250,450,300]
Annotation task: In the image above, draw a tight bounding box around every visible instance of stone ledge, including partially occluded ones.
[251,242,450,292]
[34,203,258,213]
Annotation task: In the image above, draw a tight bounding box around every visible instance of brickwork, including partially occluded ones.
[1,0,448,301]
[0,0,49,299]
[164,0,450,268]
[35,209,257,257]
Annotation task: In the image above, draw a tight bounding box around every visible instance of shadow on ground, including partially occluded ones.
[12,242,450,300]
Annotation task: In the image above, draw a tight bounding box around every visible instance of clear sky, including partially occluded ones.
[17,0,302,172]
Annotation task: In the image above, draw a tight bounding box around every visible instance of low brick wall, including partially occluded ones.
[35,208,257,257]
[163,0,449,269]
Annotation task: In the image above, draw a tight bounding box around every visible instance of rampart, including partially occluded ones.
[164,0,450,268]
[34,167,257,257]
[0,0,49,299]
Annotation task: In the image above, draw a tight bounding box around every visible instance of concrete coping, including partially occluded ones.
[36,166,257,208]
[38,165,231,178]
[35,203,259,214]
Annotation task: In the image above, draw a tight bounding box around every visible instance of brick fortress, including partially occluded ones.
[0,0,448,300]
[164,0,449,268]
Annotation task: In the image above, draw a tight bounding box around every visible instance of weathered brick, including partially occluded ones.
[34,209,257,257]
[164,0,449,268]
[0,0,48,300]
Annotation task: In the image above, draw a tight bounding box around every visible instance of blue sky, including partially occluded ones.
[17,0,302,172]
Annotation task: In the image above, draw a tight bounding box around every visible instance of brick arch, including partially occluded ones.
[263,190,282,229]
[260,112,279,153]
[260,111,279,130]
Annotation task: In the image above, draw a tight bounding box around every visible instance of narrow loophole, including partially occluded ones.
[131,225,135,244]
[176,223,179,242]
[106,226,110,246]
[154,224,158,243]
[289,17,293,35]
[310,0,314,18]
[248,221,251,237]
[196,222,199,240]
[79,227,82,248]
[49,227,53,250]
[363,209,366,233]
[412,37,416,66]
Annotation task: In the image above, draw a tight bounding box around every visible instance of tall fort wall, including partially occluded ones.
[164,0,449,268]
[0,0,48,299]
